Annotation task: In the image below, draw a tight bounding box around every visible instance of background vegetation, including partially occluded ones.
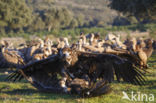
[0,0,155,38]
[110,0,156,22]
[1,23,156,41]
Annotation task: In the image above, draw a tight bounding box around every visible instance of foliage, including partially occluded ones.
[0,0,119,34]
[0,0,155,35]
[0,0,33,32]
[41,7,73,31]
[1,23,156,41]
[109,0,156,21]
[69,18,78,29]
[0,0,75,33]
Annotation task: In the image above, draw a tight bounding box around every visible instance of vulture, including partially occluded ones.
[0,46,25,69]
[134,38,154,67]
[143,39,154,58]
[1,47,147,97]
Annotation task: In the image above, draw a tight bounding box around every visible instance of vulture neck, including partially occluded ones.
[82,36,87,45]
[144,43,153,58]
[40,41,44,48]
[78,39,83,51]
[90,34,94,44]
[64,38,69,47]
[115,38,121,45]
[1,46,6,53]
[132,41,137,51]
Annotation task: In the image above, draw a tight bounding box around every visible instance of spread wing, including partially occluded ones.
[6,52,113,97]
[6,54,67,93]
[6,48,147,97]
[69,52,147,85]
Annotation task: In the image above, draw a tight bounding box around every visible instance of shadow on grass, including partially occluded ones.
[36,93,77,100]
[0,73,10,82]
[148,85,156,90]
[2,88,39,95]
[145,79,156,84]
[2,88,78,100]
[148,60,156,63]
[0,73,28,83]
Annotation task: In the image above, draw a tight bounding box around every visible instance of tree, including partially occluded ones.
[109,0,156,21]
[60,8,73,28]
[27,13,45,32]
[69,18,78,29]
[0,0,33,33]
[76,14,85,27]
[41,7,73,31]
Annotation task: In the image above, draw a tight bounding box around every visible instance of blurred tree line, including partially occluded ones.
[0,0,156,34]
[0,0,86,34]
[110,0,156,23]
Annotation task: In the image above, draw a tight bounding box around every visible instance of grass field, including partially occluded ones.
[1,23,156,40]
[0,52,155,103]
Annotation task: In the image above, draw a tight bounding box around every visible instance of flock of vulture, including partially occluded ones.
[0,32,156,97]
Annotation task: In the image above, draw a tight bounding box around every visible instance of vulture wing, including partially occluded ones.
[6,54,68,93]
[7,53,113,97]
[68,51,147,85]
[6,48,147,97]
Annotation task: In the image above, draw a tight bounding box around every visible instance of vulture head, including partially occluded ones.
[145,38,153,48]
[59,47,78,66]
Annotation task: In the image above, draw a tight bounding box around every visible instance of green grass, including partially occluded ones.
[1,23,156,40]
[0,52,156,103]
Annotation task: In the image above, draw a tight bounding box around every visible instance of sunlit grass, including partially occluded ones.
[2,23,156,40]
